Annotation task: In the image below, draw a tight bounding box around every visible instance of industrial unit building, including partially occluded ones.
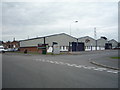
[78,36,96,51]
[19,33,118,52]
[108,39,118,48]
[97,37,108,50]
[20,33,77,52]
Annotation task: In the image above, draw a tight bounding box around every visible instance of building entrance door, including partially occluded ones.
[71,42,84,51]
[105,43,112,49]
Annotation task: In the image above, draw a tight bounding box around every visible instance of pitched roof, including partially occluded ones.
[78,36,95,40]
[20,33,77,42]
[108,39,118,42]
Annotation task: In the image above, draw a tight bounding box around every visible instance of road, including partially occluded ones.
[2,50,119,88]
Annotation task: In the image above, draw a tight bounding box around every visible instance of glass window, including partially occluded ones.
[63,46,65,50]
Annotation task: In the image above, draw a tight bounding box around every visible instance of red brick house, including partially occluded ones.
[3,41,20,49]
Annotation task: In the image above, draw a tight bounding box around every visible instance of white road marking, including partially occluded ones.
[74,65,83,68]
[107,70,118,74]
[97,68,107,71]
[59,62,65,65]
[66,63,74,66]
[49,61,54,63]
[85,66,96,69]
[54,61,60,64]
[34,59,119,74]
[94,68,109,71]
[83,66,94,69]
[93,68,104,71]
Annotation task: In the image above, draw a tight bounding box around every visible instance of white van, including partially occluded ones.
[0,46,5,52]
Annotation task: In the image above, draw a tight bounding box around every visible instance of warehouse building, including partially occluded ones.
[19,33,118,52]
[20,33,77,52]
[108,39,118,49]
[78,36,96,51]
[97,37,108,50]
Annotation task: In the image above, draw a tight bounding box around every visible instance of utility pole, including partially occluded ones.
[94,27,97,50]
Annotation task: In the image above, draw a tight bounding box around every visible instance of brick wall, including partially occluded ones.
[20,47,39,52]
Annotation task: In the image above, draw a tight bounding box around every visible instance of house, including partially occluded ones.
[3,40,20,50]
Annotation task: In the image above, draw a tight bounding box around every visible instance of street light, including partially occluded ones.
[70,21,78,36]
[69,21,78,52]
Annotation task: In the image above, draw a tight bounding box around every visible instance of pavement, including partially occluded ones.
[89,57,119,70]
[70,50,119,70]
[89,50,119,70]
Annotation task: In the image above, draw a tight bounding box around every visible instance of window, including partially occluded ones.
[63,46,65,50]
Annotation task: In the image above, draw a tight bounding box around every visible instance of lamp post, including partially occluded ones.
[70,21,78,36]
[69,21,78,52]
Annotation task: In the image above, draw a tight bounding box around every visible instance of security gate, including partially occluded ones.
[71,42,85,51]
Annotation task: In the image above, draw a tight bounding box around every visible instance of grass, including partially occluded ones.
[111,57,120,59]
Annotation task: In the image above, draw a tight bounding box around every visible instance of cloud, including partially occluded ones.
[2,0,120,2]
[2,2,118,41]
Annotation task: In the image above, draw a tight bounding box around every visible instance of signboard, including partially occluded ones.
[38,43,42,46]
[85,39,90,43]
[37,44,48,49]
[53,42,58,45]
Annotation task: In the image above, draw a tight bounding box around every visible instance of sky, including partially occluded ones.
[1,0,119,42]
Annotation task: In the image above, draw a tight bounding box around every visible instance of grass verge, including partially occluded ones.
[111,57,120,59]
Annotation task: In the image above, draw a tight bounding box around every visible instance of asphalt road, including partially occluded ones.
[2,50,119,88]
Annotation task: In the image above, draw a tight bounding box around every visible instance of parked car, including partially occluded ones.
[7,48,18,52]
[0,46,6,53]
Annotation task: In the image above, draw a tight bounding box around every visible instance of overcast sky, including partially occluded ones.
[1,0,119,41]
